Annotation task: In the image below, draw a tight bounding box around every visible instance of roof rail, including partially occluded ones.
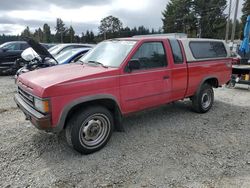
[132,33,187,38]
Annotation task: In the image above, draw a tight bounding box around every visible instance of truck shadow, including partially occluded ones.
[31,99,249,157]
[28,101,193,160]
[27,99,250,186]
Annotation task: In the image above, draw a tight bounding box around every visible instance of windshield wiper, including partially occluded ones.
[87,60,108,68]
[78,60,86,65]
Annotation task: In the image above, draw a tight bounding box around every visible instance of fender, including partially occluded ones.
[195,76,219,95]
[53,94,124,132]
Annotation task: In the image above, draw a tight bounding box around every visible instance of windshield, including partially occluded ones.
[48,45,63,55]
[80,40,136,67]
[0,43,6,48]
[0,42,18,50]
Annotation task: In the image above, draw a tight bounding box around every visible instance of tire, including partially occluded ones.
[191,83,214,113]
[65,106,114,154]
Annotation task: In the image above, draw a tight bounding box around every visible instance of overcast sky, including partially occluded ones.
[0,0,244,36]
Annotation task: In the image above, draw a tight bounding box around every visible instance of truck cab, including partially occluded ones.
[15,36,232,154]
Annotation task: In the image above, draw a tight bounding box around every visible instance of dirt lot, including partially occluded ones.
[0,76,250,188]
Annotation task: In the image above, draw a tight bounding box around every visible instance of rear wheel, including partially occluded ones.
[66,106,114,154]
[191,83,214,113]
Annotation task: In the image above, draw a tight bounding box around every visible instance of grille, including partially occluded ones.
[18,87,34,107]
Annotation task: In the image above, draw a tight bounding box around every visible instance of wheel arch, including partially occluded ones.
[55,94,124,132]
[191,77,216,113]
[196,77,219,93]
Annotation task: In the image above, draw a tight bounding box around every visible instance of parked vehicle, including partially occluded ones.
[55,47,91,64]
[49,43,95,56]
[41,43,56,49]
[0,41,57,74]
[14,36,232,154]
[0,41,30,74]
[15,39,91,76]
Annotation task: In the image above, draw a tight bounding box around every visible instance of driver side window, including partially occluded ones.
[130,42,167,70]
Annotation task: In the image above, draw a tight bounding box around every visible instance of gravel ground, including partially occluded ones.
[0,76,250,188]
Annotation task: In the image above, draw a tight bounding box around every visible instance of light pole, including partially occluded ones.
[225,0,232,42]
[231,0,240,42]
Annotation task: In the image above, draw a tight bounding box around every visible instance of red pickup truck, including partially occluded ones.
[15,36,232,154]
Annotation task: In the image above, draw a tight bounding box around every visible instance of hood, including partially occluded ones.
[17,63,119,97]
[25,38,54,60]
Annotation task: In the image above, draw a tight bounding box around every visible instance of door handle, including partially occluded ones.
[163,76,170,80]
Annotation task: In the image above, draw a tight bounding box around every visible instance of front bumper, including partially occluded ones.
[0,62,16,74]
[14,94,52,131]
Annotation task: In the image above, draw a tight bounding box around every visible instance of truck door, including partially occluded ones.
[168,39,188,100]
[120,41,171,113]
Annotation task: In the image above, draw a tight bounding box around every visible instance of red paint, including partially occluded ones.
[16,38,232,129]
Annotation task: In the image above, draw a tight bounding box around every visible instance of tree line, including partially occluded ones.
[0,0,249,44]
[0,16,161,44]
[18,19,97,44]
[162,0,243,39]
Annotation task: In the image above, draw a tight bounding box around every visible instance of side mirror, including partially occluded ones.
[127,59,140,72]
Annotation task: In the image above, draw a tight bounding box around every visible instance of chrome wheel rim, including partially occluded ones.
[201,91,212,109]
[79,113,110,148]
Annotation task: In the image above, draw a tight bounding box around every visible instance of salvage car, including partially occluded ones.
[41,43,56,49]
[15,39,91,76]
[0,41,30,74]
[14,36,232,154]
[49,43,95,56]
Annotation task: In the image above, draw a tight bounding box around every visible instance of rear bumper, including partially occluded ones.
[14,94,53,132]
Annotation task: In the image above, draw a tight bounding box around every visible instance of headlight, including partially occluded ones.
[34,98,50,113]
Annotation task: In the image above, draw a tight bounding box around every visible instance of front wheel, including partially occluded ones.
[191,83,214,113]
[66,106,114,154]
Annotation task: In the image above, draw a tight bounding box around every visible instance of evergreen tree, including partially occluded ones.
[55,18,66,43]
[228,19,242,40]
[84,30,95,43]
[43,23,51,43]
[137,26,150,35]
[85,30,91,43]
[0,34,20,44]
[66,26,75,43]
[242,0,250,25]
[74,35,81,43]
[33,28,43,42]
[89,31,95,43]
[81,32,86,43]
[193,0,227,38]
[242,0,250,38]
[162,0,196,36]
[120,27,132,37]
[162,0,227,38]
[131,27,138,36]
[21,26,32,38]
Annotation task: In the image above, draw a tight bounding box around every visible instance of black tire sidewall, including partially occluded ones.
[67,106,114,154]
[198,84,214,113]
